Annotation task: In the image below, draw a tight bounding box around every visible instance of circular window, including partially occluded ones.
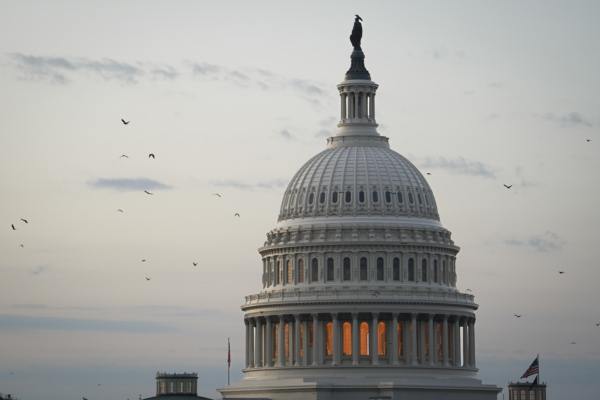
[345,191,352,203]
[308,192,315,205]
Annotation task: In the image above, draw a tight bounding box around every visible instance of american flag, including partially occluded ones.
[520,356,539,378]
[227,338,231,368]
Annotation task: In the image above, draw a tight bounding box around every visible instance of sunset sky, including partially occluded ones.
[1,1,599,399]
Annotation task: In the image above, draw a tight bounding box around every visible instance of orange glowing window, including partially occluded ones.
[287,260,292,284]
[378,322,387,356]
[343,322,352,355]
[325,322,333,356]
[437,323,442,358]
[300,324,303,357]
[284,323,290,357]
[398,322,403,356]
[424,323,429,356]
[360,322,369,355]
[273,324,278,358]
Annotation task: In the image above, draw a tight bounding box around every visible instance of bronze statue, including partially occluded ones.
[350,15,363,50]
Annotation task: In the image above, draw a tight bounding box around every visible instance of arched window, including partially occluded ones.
[277,261,282,284]
[286,260,292,284]
[325,322,333,356]
[312,258,319,282]
[298,259,304,283]
[343,322,352,355]
[319,192,326,204]
[417,193,423,205]
[285,323,290,357]
[359,190,365,203]
[378,322,387,356]
[408,258,415,281]
[393,257,400,281]
[360,257,368,281]
[397,322,403,356]
[421,259,428,282]
[372,190,379,203]
[385,191,392,203]
[376,257,384,281]
[332,192,338,204]
[408,192,414,204]
[397,191,403,204]
[360,322,369,355]
[273,324,278,358]
[345,191,352,203]
[343,257,351,281]
[327,258,334,282]
[308,192,315,205]
[433,259,438,283]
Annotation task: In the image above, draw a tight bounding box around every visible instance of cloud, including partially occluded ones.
[212,179,287,191]
[88,178,173,192]
[7,53,178,84]
[416,156,496,178]
[542,112,593,128]
[279,129,292,139]
[319,117,337,127]
[426,47,465,60]
[315,129,332,138]
[504,231,564,252]
[488,82,504,88]
[30,265,48,275]
[0,314,176,333]
[515,166,537,188]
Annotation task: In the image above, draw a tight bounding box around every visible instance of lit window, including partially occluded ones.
[378,322,387,355]
[300,324,303,356]
[298,259,304,283]
[372,190,379,203]
[408,258,415,281]
[360,322,369,355]
[376,257,384,281]
[273,324,278,357]
[308,192,314,205]
[312,258,319,282]
[319,192,326,204]
[434,260,438,283]
[327,258,334,282]
[520,390,526,400]
[345,191,352,203]
[359,191,365,203]
[393,258,400,281]
[343,258,351,281]
[424,323,429,356]
[397,191,403,204]
[417,193,423,205]
[385,191,391,203]
[309,322,314,347]
[343,322,352,355]
[360,257,368,281]
[421,259,428,282]
[325,322,333,355]
[178,382,183,393]
[397,322,403,356]
[186,382,191,393]
[287,260,292,284]
[278,261,282,284]
[332,192,338,204]
[285,324,290,357]
[408,192,414,204]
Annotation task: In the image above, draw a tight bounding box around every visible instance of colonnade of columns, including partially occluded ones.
[340,90,375,121]
[244,312,476,369]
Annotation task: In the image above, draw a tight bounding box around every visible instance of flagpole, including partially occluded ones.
[537,353,540,387]
[228,338,231,386]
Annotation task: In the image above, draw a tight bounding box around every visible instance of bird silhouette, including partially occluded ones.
[559,271,565,274]
[514,314,522,318]
[142,260,146,262]
[193,262,198,266]
[144,191,153,195]
[570,342,576,344]
[234,213,240,217]
[117,209,123,212]
[466,289,472,292]
[504,184,512,189]
[119,155,129,158]
[596,323,600,326]
[213,193,221,197]
[149,154,155,159]
[121,119,129,124]
[12,224,16,230]
[21,218,28,223]
[20,244,24,247]
[146,277,150,281]
[587,139,591,142]
[427,173,431,175]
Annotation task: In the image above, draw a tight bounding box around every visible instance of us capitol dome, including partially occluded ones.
[219,17,501,400]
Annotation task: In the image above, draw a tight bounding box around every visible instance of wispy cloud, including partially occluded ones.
[279,129,292,139]
[542,112,593,128]
[416,156,496,178]
[488,82,504,88]
[30,265,48,276]
[515,166,537,188]
[7,53,178,84]
[426,47,466,60]
[504,231,564,252]
[0,314,176,333]
[315,129,332,138]
[212,179,287,191]
[88,178,173,192]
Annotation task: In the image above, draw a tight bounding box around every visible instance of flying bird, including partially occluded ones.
[596,323,600,326]
[213,193,221,197]
[142,260,146,262]
[234,213,240,217]
[117,209,123,212]
[21,218,28,223]
[427,173,431,175]
[466,289,472,292]
[121,119,129,124]
[20,244,24,247]
[587,139,591,142]
[149,154,155,159]
[146,277,151,281]
[144,191,153,195]
[504,184,512,189]
[514,314,522,318]
[570,342,577,344]
[119,155,129,158]
[559,271,565,274]
[12,224,16,230]
[193,262,198,266]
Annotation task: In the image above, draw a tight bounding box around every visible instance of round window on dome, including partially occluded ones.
[372,191,379,203]
[397,192,403,204]
[417,193,423,205]
[332,192,338,204]
[345,191,352,203]
[308,192,315,205]
[385,191,391,204]
[408,192,414,204]
[359,191,365,203]
[319,192,326,204]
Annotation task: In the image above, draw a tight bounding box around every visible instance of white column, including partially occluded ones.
[469,318,476,367]
[245,319,250,368]
[266,316,273,367]
[332,313,339,365]
[428,314,434,366]
[294,314,301,366]
[255,318,263,368]
[411,313,418,365]
[392,313,399,365]
[311,313,319,366]
[442,315,449,367]
[462,318,469,368]
[371,93,376,120]
[248,319,255,368]
[277,315,285,367]
[372,313,379,365]
[352,313,359,365]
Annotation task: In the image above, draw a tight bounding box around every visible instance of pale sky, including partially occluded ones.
[1,1,599,399]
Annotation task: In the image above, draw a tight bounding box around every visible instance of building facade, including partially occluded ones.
[143,372,211,400]
[508,382,546,400]
[219,20,501,400]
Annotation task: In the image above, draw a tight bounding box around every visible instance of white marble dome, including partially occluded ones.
[278,141,439,223]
